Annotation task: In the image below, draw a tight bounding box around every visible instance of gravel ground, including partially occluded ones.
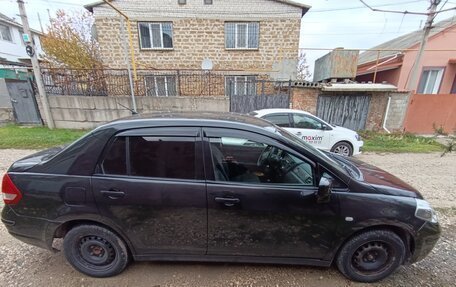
[0,150,455,287]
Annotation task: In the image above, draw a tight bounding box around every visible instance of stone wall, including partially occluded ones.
[0,107,13,123]
[0,79,12,109]
[42,95,229,129]
[0,79,14,123]
[95,18,301,71]
[365,92,389,131]
[386,92,410,131]
[290,86,319,114]
[91,0,302,71]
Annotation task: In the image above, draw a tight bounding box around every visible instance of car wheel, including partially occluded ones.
[331,142,353,156]
[336,229,406,283]
[63,225,130,277]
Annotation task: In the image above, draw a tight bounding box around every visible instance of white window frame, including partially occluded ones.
[138,22,173,50]
[225,22,259,50]
[145,75,177,97]
[235,23,248,49]
[0,24,13,42]
[225,76,256,96]
[418,68,444,94]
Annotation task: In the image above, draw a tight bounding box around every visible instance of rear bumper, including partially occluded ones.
[352,140,364,156]
[1,205,58,251]
[409,221,441,263]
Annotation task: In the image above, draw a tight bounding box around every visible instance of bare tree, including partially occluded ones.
[296,51,312,81]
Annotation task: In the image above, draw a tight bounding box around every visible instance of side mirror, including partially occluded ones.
[316,177,332,203]
[321,124,331,131]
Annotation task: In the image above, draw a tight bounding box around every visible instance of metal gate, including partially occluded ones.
[316,94,371,131]
[6,80,42,124]
[229,79,290,114]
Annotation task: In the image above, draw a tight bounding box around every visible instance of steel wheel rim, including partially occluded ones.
[351,241,394,275]
[334,145,350,156]
[78,236,116,267]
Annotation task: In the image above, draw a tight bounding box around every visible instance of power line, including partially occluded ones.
[359,0,456,15]
[359,0,431,15]
[297,47,456,52]
[310,0,424,13]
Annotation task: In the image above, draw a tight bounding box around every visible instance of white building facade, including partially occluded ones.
[0,13,43,64]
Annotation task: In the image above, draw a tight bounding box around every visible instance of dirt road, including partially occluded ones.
[1,150,455,287]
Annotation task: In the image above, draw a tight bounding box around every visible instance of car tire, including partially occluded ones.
[336,229,406,283]
[63,224,130,277]
[331,142,353,156]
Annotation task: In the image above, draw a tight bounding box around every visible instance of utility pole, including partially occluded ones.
[17,0,55,129]
[406,0,440,91]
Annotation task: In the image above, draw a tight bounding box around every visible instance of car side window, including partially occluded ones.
[262,114,291,128]
[101,136,196,180]
[293,114,323,130]
[129,136,196,180]
[101,137,127,175]
[209,136,314,185]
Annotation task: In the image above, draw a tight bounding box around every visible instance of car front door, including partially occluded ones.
[288,113,331,150]
[203,128,341,260]
[91,127,207,255]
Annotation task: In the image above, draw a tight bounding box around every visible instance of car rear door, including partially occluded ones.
[203,127,341,260]
[91,127,207,255]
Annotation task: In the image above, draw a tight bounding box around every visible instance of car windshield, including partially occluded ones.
[262,125,350,177]
[323,152,362,180]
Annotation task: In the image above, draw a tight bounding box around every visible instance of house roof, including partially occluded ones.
[321,83,397,92]
[0,12,43,36]
[84,0,311,14]
[358,17,456,65]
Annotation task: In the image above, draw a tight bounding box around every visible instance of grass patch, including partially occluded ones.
[359,131,444,153]
[0,125,87,149]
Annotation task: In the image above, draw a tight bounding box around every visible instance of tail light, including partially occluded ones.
[2,174,22,205]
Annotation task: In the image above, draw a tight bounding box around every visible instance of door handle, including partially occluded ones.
[296,132,302,136]
[11,99,18,103]
[214,197,240,207]
[100,190,125,199]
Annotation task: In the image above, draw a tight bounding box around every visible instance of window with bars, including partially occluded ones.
[225,76,257,96]
[138,22,173,49]
[417,68,444,94]
[145,76,177,97]
[0,24,12,42]
[225,22,259,49]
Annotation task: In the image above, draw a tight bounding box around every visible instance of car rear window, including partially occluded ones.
[101,136,196,180]
[262,114,291,128]
[101,137,127,175]
[129,136,196,180]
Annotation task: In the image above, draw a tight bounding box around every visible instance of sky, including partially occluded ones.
[1,0,456,77]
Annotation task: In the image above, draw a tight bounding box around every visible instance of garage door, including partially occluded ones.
[316,94,371,131]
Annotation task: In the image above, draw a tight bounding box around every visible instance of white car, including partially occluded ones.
[251,109,364,156]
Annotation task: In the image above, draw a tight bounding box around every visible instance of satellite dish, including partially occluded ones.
[201,58,213,70]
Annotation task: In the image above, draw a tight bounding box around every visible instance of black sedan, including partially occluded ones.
[1,112,440,282]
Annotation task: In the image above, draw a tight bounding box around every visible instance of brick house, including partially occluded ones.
[84,0,309,97]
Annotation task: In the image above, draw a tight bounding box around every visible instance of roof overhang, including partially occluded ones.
[322,83,397,92]
[357,53,403,76]
[0,17,43,36]
[84,0,311,15]
[357,64,402,76]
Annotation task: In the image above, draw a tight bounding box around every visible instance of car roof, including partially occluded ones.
[96,111,274,131]
[252,109,312,117]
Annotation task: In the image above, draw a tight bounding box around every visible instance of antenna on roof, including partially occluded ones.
[117,101,138,115]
